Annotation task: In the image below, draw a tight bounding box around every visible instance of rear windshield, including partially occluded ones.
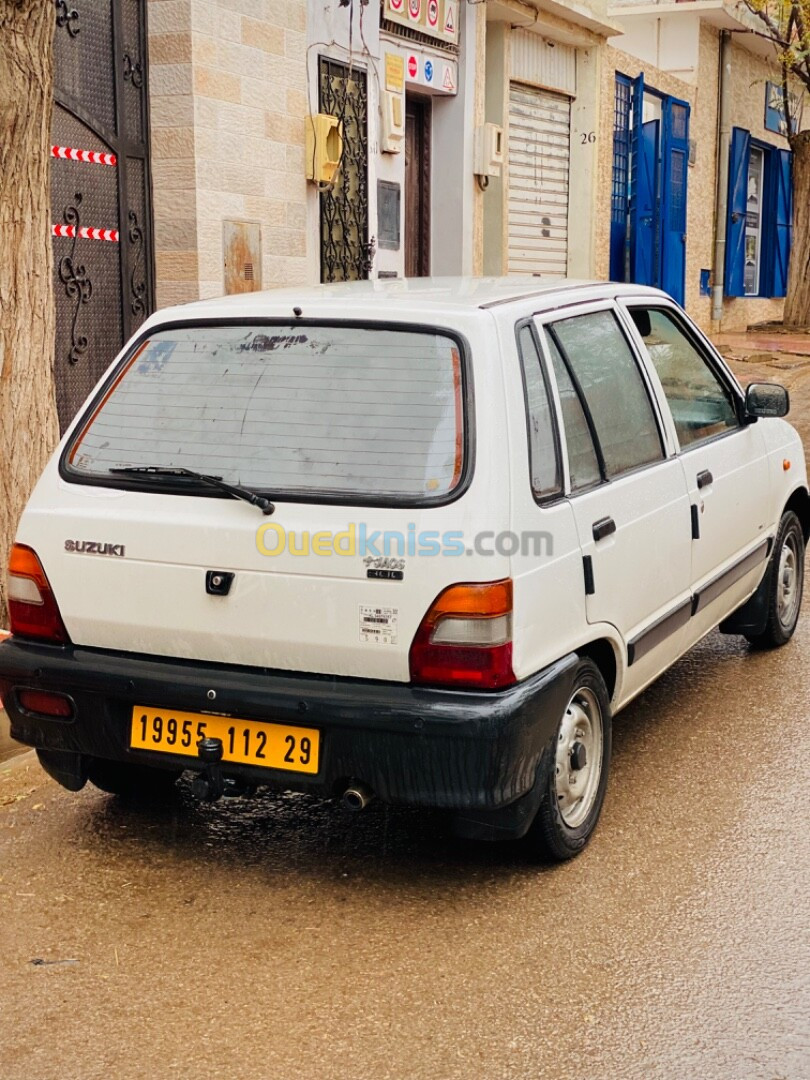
[67,324,466,502]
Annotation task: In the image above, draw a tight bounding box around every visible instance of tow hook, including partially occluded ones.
[192,737,225,803]
[191,737,256,802]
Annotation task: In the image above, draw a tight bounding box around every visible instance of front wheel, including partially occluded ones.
[529,658,612,862]
[745,510,805,649]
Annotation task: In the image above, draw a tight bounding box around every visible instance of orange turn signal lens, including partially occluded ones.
[424,579,513,622]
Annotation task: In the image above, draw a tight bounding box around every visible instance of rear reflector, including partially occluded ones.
[7,545,69,644]
[409,579,516,690]
[17,689,74,719]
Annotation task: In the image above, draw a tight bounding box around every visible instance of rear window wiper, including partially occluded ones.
[109,466,275,515]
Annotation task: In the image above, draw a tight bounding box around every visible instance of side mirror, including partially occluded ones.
[745,382,790,419]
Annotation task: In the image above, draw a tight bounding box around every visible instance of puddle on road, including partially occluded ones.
[0,708,25,763]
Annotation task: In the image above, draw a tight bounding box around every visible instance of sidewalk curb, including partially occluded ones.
[0,748,37,775]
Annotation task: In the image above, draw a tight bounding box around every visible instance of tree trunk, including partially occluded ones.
[0,2,58,628]
[785,129,810,328]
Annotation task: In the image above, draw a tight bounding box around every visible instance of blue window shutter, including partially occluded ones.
[725,128,750,297]
[772,148,793,298]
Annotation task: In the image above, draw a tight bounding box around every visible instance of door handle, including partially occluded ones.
[592,517,616,543]
[697,470,713,490]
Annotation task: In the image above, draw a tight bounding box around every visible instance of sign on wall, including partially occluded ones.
[765,82,801,137]
[384,0,459,46]
[403,46,458,95]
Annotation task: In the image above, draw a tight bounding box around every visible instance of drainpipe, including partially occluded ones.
[712,30,733,325]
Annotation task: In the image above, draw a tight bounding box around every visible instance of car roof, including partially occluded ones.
[147,277,671,327]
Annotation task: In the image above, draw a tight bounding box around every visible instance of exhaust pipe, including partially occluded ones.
[341,783,375,812]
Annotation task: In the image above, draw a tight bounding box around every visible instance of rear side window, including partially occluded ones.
[544,332,601,493]
[517,325,562,500]
[550,310,664,479]
[66,325,467,502]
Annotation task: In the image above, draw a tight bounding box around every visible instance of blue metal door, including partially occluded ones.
[630,119,659,287]
[661,97,690,305]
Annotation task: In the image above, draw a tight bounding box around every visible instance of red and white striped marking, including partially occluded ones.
[52,224,120,243]
[52,145,117,167]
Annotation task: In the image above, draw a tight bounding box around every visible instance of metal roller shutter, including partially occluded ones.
[507,82,571,277]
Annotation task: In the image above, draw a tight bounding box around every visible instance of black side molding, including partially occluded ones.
[628,538,773,666]
[583,556,595,596]
[692,539,771,616]
[691,504,701,540]
[627,599,693,667]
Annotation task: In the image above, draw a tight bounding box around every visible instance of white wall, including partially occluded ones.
[609,14,701,84]
[306,0,475,280]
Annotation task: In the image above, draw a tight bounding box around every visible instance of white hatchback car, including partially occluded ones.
[1,278,806,859]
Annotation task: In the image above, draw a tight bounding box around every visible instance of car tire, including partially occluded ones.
[529,658,612,862]
[86,758,182,798]
[745,510,805,649]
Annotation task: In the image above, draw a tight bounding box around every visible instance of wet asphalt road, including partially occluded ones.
[2,350,810,1079]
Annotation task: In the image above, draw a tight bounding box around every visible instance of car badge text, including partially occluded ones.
[65,540,126,557]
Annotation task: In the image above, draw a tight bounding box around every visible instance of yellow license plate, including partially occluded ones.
[130,707,320,774]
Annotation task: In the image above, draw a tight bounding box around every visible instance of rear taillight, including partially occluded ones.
[409,579,516,690]
[7,545,69,644]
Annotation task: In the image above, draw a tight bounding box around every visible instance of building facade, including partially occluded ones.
[602,0,804,332]
[47,0,807,435]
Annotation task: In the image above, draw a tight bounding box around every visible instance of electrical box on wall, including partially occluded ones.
[475,123,505,177]
[306,114,343,183]
[381,91,405,154]
[223,220,262,295]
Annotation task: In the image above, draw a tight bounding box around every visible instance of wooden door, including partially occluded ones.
[404,98,430,278]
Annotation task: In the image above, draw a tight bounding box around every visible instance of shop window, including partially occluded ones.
[726,127,792,299]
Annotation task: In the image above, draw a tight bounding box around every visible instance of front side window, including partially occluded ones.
[550,310,664,479]
[628,308,738,449]
[517,325,562,500]
[66,325,467,502]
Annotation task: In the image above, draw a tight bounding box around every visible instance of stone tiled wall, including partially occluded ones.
[147,0,308,309]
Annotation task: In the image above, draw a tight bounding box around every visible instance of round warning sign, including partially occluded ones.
[427,0,439,27]
[408,0,421,20]
[407,54,418,79]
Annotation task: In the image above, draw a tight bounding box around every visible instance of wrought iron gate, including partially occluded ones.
[318,59,372,283]
[52,0,154,431]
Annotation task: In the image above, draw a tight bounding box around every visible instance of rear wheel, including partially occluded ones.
[86,758,182,798]
[745,510,805,649]
[529,659,612,861]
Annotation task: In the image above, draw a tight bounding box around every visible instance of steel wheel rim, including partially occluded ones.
[554,686,603,829]
[777,532,802,630]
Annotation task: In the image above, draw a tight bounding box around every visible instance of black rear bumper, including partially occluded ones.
[0,638,577,832]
